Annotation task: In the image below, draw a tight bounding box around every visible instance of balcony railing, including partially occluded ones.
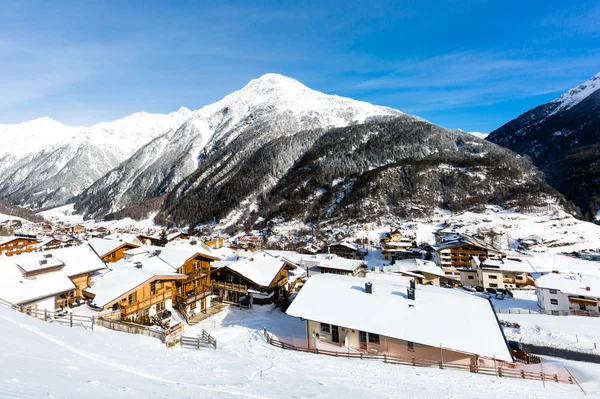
[121,291,172,316]
[212,281,248,294]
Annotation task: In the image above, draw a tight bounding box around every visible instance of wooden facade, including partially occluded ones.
[211,262,291,305]
[101,242,140,263]
[174,253,217,314]
[0,236,37,256]
[102,277,185,319]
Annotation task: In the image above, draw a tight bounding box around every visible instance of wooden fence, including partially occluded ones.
[180,329,217,350]
[495,308,600,317]
[0,297,94,330]
[95,317,166,342]
[263,330,572,384]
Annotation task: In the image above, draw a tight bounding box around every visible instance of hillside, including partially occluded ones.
[157,117,569,232]
[487,73,600,220]
[0,300,595,398]
[0,109,192,210]
[73,74,404,218]
[0,200,44,223]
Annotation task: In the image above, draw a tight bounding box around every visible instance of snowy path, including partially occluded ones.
[1,304,599,398]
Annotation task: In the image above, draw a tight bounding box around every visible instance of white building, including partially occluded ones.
[536,273,600,315]
[287,273,513,364]
[460,257,537,290]
[301,253,363,276]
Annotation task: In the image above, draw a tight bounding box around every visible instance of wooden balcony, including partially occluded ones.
[176,289,212,305]
[568,297,599,306]
[121,291,173,316]
[212,281,248,294]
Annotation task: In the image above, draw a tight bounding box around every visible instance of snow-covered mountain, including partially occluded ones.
[74,73,405,217]
[0,109,192,209]
[487,72,600,220]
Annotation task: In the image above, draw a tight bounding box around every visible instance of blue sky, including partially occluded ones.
[1,0,599,132]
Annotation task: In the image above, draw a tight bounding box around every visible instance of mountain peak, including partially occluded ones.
[552,72,600,113]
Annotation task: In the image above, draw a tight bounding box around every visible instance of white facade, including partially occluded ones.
[536,273,600,314]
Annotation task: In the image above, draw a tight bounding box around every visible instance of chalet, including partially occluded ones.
[380,228,417,259]
[460,257,537,290]
[87,237,140,263]
[0,245,108,312]
[36,238,65,252]
[205,237,225,249]
[86,254,186,320]
[432,236,505,277]
[72,224,86,234]
[327,241,367,260]
[536,273,600,315]
[297,243,320,255]
[286,273,513,365]
[104,233,143,246]
[133,245,219,316]
[301,253,363,277]
[0,234,37,256]
[237,235,263,250]
[381,259,447,286]
[212,252,296,306]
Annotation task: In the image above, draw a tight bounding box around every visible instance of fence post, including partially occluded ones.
[70,313,73,328]
[91,317,95,331]
[214,340,217,350]
[44,309,47,321]
[384,354,387,363]
[498,367,503,378]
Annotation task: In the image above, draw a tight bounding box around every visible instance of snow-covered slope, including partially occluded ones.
[75,73,405,217]
[0,109,192,210]
[0,301,597,398]
[487,72,600,220]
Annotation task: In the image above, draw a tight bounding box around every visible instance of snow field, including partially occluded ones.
[1,303,599,398]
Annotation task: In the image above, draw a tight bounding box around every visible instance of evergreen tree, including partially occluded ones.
[157,230,169,247]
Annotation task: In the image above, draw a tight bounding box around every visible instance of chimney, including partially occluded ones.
[190,240,197,246]
[365,282,373,294]
[407,288,415,300]
[134,262,143,269]
[586,286,591,291]
[410,279,416,290]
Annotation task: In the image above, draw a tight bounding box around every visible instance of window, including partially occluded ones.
[156,301,165,312]
[368,333,380,345]
[488,275,498,279]
[550,299,558,305]
[407,341,415,352]
[150,281,157,295]
[156,280,163,289]
[320,323,331,334]
[515,276,523,280]
[467,275,474,280]
[549,289,558,294]
[489,283,498,288]
[128,292,137,304]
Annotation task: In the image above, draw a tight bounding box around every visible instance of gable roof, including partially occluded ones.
[0,245,108,306]
[223,252,288,288]
[88,257,185,307]
[383,259,446,278]
[287,274,513,362]
[87,238,139,258]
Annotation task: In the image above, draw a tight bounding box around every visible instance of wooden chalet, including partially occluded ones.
[327,241,367,260]
[431,235,505,278]
[87,237,140,263]
[212,252,296,306]
[0,234,37,257]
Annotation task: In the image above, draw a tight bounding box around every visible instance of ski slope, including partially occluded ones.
[0,304,599,398]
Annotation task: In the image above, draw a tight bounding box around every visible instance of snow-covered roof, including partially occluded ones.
[0,235,26,246]
[328,241,360,251]
[225,252,288,288]
[287,274,512,362]
[104,233,142,246]
[164,239,220,260]
[88,257,185,307]
[383,259,446,278]
[474,257,537,274]
[315,256,362,272]
[15,255,64,273]
[262,250,304,265]
[0,245,108,305]
[87,237,138,257]
[536,273,600,297]
[432,236,499,252]
[138,245,217,267]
